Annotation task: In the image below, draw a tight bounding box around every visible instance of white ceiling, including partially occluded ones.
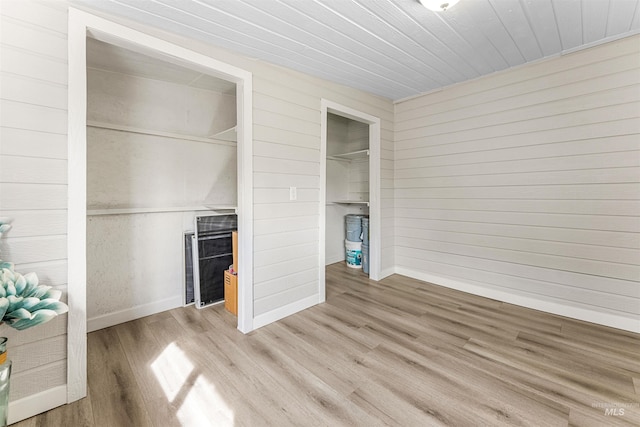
[74,0,640,101]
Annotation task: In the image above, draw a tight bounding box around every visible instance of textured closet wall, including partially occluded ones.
[347,119,370,203]
[86,69,237,330]
[394,35,640,331]
[86,69,237,209]
[0,0,69,404]
[325,115,350,265]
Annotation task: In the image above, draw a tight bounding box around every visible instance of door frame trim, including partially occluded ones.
[319,99,381,302]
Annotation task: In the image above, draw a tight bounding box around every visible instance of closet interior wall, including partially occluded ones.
[325,113,369,264]
[85,43,237,331]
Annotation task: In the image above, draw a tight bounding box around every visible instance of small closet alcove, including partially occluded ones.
[85,38,239,331]
[325,113,370,266]
[321,99,381,286]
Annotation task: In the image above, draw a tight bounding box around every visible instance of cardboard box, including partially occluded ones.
[224,270,237,316]
[232,230,238,273]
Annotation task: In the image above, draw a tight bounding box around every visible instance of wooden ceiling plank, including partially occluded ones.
[117,0,415,98]
[582,0,610,43]
[605,0,637,36]
[280,0,438,88]
[552,0,583,50]
[212,0,432,90]
[318,0,456,86]
[520,0,562,57]
[355,0,473,84]
[488,0,543,62]
[394,0,500,78]
[446,0,523,68]
[70,0,640,101]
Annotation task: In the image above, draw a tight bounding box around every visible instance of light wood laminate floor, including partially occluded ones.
[14,263,640,426]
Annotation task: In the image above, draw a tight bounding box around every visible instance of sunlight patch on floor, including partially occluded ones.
[151,342,235,426]
[177,375,235,427]
[151,342,195,401]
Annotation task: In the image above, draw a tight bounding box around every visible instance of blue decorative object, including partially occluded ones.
[0,218,68,330]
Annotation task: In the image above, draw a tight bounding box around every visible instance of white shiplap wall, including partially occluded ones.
[251,70,394,317]
[0,0,394,416]
[394,35,640,332]
[0,0,69,408]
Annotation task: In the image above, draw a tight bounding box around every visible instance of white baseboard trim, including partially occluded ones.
[378,266,396,280]
[8,385,67,424]
[252,294,319,330]
[395,267,640,334]
[87,295,183,332]
[325,254,345,265]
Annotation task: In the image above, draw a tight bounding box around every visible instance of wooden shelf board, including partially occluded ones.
[327,149,369,161]
[87,206,237,216]
[87,120,236,146]
[210,126,237,142]
[328,200,370,207]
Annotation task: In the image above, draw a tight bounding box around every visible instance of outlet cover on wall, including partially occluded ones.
[289,186,297,200]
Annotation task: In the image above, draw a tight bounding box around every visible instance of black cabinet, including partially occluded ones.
[184,232,195,305]
[193,214,237,308]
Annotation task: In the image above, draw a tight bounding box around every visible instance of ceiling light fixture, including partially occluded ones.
[419,0,460,12]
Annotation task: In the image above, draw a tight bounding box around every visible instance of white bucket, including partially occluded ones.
[345,240,362,269]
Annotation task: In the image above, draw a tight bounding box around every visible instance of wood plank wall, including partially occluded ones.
[394,35,640,331]
[252,67,394,316]
[0,0,69,400]
[0,0,395,408]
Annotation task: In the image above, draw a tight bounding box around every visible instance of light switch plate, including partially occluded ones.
[289,186,297,200]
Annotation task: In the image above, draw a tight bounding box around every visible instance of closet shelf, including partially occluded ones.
[202,205,238,212]
[328,200,370,207]
[87,121,236,147]
[210,126,237,142]
[87,206,237,216]
[327,149,369,161]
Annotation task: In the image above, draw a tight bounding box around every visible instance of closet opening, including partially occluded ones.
[85,38,240,331]
[68,9,253,403]
[319,100,381,301]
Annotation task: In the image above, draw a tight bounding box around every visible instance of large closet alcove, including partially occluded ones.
[85,38,239,331]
